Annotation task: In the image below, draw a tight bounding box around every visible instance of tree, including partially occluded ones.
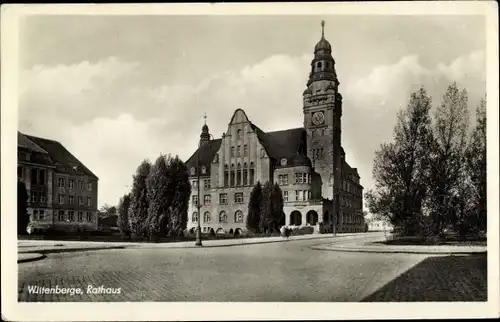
[146,155,172,240]
[98,204,117,219]
[270,183,285,230]
[166,156,191,234]
[259,181,276,233]
[128,159,151,238]
[366,87,433,236]
[117,193,131,237]
[465,96,487,234]
[428,82,470,237]
[247,181,262,233]
[17,179,29,234]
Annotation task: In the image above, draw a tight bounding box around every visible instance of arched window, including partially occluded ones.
[214,154,219,163]
[219,211,227,223]
[234,210,244,223]
[204,211,211,223]
[190,167,196,176]
[250,162,254,168]
[224,164,228,170]
[237,129,242,140]
[192,212,198,223]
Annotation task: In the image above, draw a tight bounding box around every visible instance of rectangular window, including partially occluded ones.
[296,190,300,201]
[250,169,255,185]
[279,174,289,185]
[33,210,38,220]
[58,210,65,221]
[38,210,45,221]
[87,182,92,191]
[77,211,83,222]
[40,193,46,203]
[59,194,65,204]
[308,190,312,200]
[30,191,37,203]
[58,178,65,188]
[192,195,198,206]
[224,171,229,187]
[31,169,38,185]
[236,170,241,186]
[283,191,288,202]
[244,145,248,156]
[87,197,92,206]
[79,180,84,190]
[243,170,248,186]
[204,194,211,206]
[39,169,46,184]
[231,147,235,157]
[230,171,235,187]
[234,192,243,204]
[237,145,241,157]
[68,179,74,189]
[295,173,304,184]
[86,212,92,222]
[192,180,197,189]
[219,193,228,205]
[78,196,83,205]
[69,195,74,204]
[68,211,74,221]
[204,179,211,189]
[308,173,311,184]
[303,173,308,184]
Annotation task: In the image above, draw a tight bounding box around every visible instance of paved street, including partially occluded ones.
[18,234,487,302]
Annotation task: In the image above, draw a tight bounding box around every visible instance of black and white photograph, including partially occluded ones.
[1,2,499,321]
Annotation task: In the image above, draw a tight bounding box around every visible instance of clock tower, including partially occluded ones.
[303,20,343,201]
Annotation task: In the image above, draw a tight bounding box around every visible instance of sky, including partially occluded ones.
[17,14,487,210]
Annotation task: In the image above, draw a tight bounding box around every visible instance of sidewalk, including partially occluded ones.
[18,232,371,255]
[18,252,45,263]
[310,239,487,254]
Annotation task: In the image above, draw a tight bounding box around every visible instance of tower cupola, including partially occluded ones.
[305,20,339,89]
[200,114,210,146]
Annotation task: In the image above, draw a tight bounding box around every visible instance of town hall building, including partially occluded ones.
[185,21,365,235]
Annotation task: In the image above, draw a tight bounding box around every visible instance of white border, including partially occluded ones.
[1,2,499,321]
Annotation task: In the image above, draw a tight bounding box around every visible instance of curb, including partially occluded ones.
[309,244,488,255]
[18,246,126,255]
[18,253,46,263]
[130,234,343,249]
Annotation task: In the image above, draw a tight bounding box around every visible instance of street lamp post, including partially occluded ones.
[195,140,203,246]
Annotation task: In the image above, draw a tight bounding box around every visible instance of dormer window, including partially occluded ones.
[237,129,242,140]
[213,154,219,163]
[190,167,196,176]
[280,158,287,166]
[260,148,265,158]
[201,166,206,174]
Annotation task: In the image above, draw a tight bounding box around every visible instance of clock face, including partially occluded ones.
[312,111,325,125]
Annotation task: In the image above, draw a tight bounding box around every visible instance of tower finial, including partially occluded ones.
[204,112,207,125]
[321,20,325,37]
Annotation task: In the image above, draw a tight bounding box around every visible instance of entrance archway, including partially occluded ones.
[290,211,302,226]
[306,210,318,225]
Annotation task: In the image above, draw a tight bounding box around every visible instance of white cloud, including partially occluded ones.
[18,50,486,208]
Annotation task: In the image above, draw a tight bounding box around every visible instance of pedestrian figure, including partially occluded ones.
[280,226,290,240]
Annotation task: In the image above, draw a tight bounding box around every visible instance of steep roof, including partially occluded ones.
[23,134,98,179]
[256,126,309,167]
[185,139,222,176]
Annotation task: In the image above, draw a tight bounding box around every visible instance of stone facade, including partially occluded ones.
[186,22,365,234]
[17,132,99,233]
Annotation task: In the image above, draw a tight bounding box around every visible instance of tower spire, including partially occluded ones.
[204,112,207,125]
[321,20,325,38]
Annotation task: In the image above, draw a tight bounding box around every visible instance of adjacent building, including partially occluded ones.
[185,21,365,235]
[17,132,99,233]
